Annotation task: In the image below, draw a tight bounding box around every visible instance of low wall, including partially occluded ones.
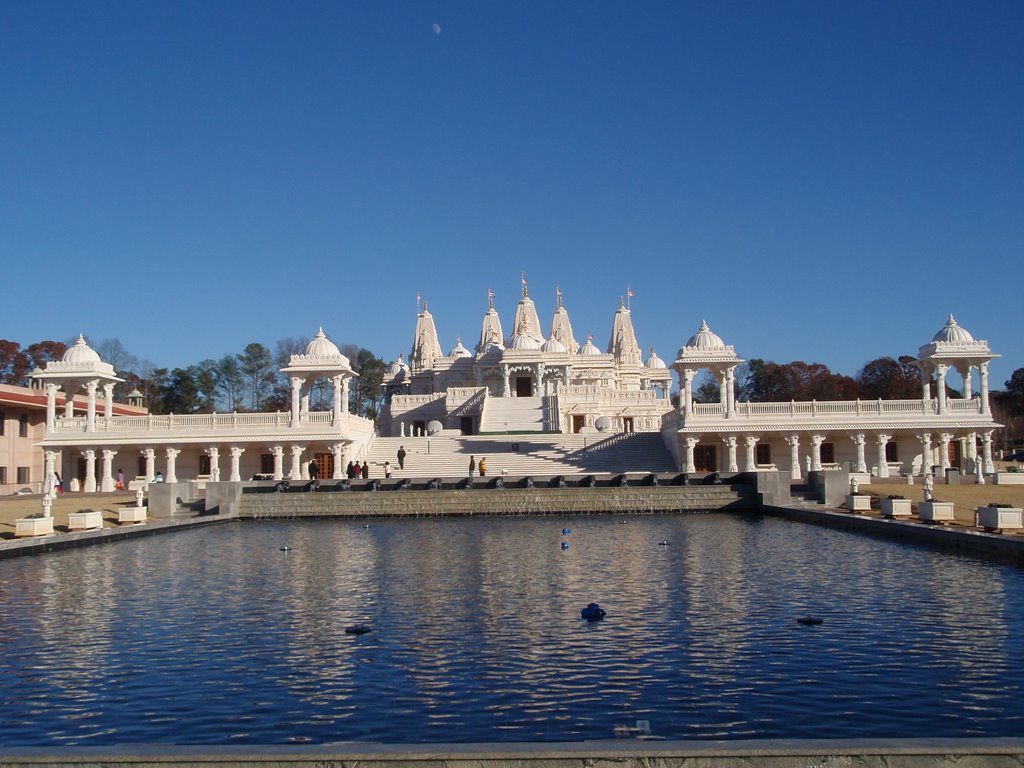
[1,738,1021,767]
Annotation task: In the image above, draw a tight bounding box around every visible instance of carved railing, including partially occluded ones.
[47,409,375,436]
[689,397,987,421]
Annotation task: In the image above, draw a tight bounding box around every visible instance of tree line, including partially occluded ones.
[0,336,388,419]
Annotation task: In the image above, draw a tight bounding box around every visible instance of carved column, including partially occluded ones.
[918,433,933,476]
[980,362,991,414]
[45,383,58,428]
[229,446,244,482]
[682,369,695,416]
[288,445,304,481]
[936,364,949,414]
[723,436,738,473]
[207,446,221,482]
[82,449,97,492]
[851,433,867,473]
[744,436,758,472]
[85,380,98,432]
[165,448,181,483]
[64,386,75,418]
[103,382,114,420]
[342,379,351,414]
[938,433,951,475]
[981,430,994,474]
[501,365,510,397]
[787,435,801,481]
[272,445,284,481]
[962,365,973,399]
[43,450,56,496]
[810,435,825,472]
[331,443,345,479]
[142,448,156,484]
[333,376,344,424]
[100,449,116,492]
[683,437,698,474]
[725,366,737,417]
[876,434,891,478]
[290,376,302,426]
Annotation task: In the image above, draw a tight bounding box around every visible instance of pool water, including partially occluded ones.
[1,512,1021,746]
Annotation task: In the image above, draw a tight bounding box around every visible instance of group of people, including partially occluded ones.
[344,461,371,479]
[467,455,487,477]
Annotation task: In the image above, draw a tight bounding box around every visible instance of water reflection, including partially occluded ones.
[1,513,1022,745]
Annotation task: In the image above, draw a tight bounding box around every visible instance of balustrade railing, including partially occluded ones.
[688,397,987,421]
[48,409,375,435]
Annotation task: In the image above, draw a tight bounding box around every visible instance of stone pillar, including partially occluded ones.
[229,446,244,482]
[724,436,738,473]
[290,376,302,426]
[82,449,97,492]
[851,433,867,473]
[342,379,351,414]
[300,389,310,418]
[85,380,98,432]
[207,446,221,482]
[43,450,56,496]
[921,364,932,402]
[938,433,951,475]
[333,376,344,424]
[810,435,825,472]
[100,449,116,492]
[981,430,994,474]
[962,365,973,399]
[683,437,698,474]
[272,445,285,481]
[288,445,304,481]
[918,433,933,476]
[501,365,510,397]
[143,448,156,484]
[103,382,114,420]
[744,436,758,472]
[876,434,891,478]
[165,448,181,483]
[936,364,948,414]
[980,362,991,414]
[787,435,801,481]
[682,369,694,416]
[332,443,345,479]
[45,383,58,428]
[64,387,75,419]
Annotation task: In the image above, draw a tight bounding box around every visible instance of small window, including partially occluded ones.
[820,443,835,464]
[17,467,30,484]
[885,442,898,463]
[19,414,29,438]
[137,456,147,477]
[755,444,771,465]
[261,454,275,474]
[199,455,211,475]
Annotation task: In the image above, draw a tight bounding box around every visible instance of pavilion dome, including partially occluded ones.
[304,328,343,359]
[931,314,975,344]
[62,335,102,365]
[448,339,472,359]
[645,348,667,369]
[389,353,410,376]
[508,332,544,351]
[684,321,726,351]
[578,336,602,356]
[541,336,567,353]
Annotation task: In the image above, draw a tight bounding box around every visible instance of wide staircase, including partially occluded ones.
[479,396,546,433]
[361,432,677,479]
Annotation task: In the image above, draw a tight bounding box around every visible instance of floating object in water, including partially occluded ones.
[345,624,372,635]
[561,542,570,550]
[562,528,572,535]
[797,616,823,626]
[658,540,669,546]
[279,546,291,552]
[581,603,606,621]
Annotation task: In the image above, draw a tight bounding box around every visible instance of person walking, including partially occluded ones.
[397,445,406,470]
[478,457,487,477]
[384,461,392,478]
[468,455,476,477]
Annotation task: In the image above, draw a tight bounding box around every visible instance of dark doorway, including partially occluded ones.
[948,440,962,470]
[515,376,533,397]
[622,417,634,433]
[413,420,426,437]
[694,444,717,472]
[572,415,585,433]
[460,416,474,436]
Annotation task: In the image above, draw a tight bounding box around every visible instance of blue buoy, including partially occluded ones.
[345,624,372,635]
[561,542,570,550]
[562,528,572,535]
[581,603,606,621]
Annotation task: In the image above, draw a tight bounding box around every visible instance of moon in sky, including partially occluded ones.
[432,23,442,34]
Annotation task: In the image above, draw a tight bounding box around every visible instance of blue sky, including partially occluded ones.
[2,1,1021,386]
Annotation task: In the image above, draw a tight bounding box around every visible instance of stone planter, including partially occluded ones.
[118,506,148,525]
[68,510,104,531]
[993,473,1024,485]
[918,501,955,524]
[846,494,872,512]
[976,506,1023,532]
[879,498,912,518]
[15,517,54,537]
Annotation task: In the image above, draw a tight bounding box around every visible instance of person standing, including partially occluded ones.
[309,461,319,480]
[479,457,487,477]
[384,461,392,478]
[353,462,362,479]
[116,468,125,491]
[397,445,406,470]
[468,456,476,477]
[362,460,370,479]
[346,461,355,479]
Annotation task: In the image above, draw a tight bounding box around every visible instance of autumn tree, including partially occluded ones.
[857,356,921,400]
[0,340,29,385]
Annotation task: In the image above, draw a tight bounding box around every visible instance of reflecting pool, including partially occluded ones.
[1,512,1022,746]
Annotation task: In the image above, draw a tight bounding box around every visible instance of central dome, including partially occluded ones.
[932,314,975,344]
[684,321,726,351]
[304,327,342,358]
